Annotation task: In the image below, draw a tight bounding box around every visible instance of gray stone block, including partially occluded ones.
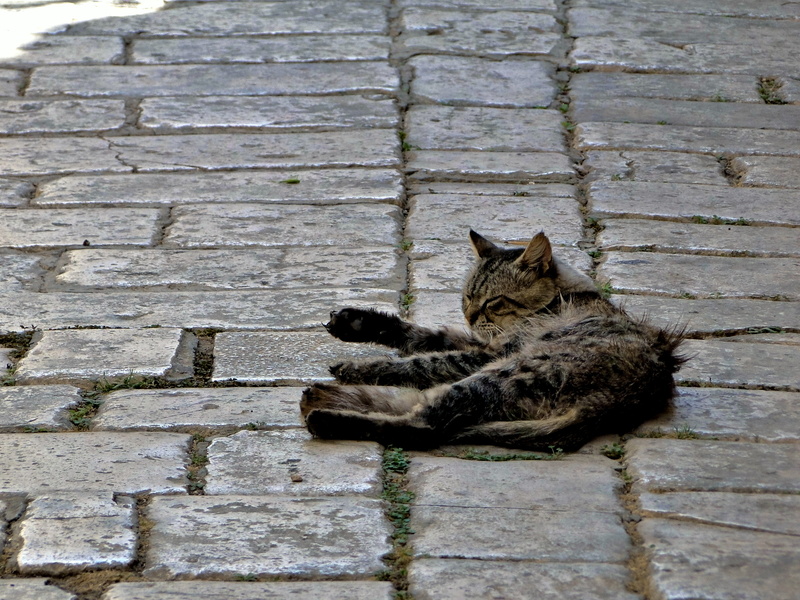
[105,581,394,600]
[0,253,48,292]
[0,385,82,431]
[569,0,800,19]
[0,69,23,96]
[408,181,576,197]
[406,150,574,183]
[0,137,128,177]
[731,156,800,188]
[400,0,556,9]
[584,150,727,185]
[7,35,124,66]
[0,579,75,600]
[0,99,125,134]
[0,178,33,207]
[409,291,464,330]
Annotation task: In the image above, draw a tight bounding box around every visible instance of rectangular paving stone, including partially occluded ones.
[132,34,390,64]
[0,579,75,600]
[0,384,82,431]
[0,432,190,494]
[780,75,800,103]
[584,150,727,185]
[205,429,382,496]
[589,181,800,226]
[139,95,398,131]
[405,106,566,152]
[640,519,800,600]
[400,0,557,9]
[409,560,639,600]
[0,253,48,292]
[163,203,401,247]
[569,0,800,18]
[15,328,195,384]
[0,208,161,248]
[0,69,23,96]
[409,290,464,330]
[0,178,34,207]
[5,35,124,66]
[144,495,392,578]
[53,247,402,291]
[730,155,800,188]
[35,169,403,206]
[94,387,303,431]
[625,438,800,493]
[105,581,394,600]
[410,182,576,197]
[406,150,575,183]
[212,331,394,384]
[0,137,129,177]
[409,55,555,108]
[0,99,125,134]
[28,63,399,97]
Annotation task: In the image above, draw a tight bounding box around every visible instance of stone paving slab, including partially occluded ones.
[93,387,303,431]
[0,99,125,134]
[409,560,639,600]
[589,181,800,226]
[780,76,800,104]
[584,150,727,185]
[4,35,124,66]
[131,34,390,64]
[139,95,398,131]
[406,150,574,183]
[730,156,800,188]
[144,495,392,578]
[569,0,800,18]
[640,519,800,600]
[409,182,576,197]
[408,55,555,108]
[0,579,75,600]
[0,432,190,494]
[638,387,800,442]
[0,69,24,96]
[625,438,800,493]
[163,203,402,247]
[598,219,799,258]
[212,331,395,384]
[405,106,566,152]
[27,63,399,97]
[406,194,584,245]
[205,429,382,496]
[15,328,196,384]
[399,0,557,9]
[0,137,129,177]
[409,291,464,330]
[34,169,403,206]
[0,178,34,207]
[0,208,161,248]
[0,384,82,431]
[0,253,49,292]
[105,581,394,600]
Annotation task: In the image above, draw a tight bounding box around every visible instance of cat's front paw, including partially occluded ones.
[324,307,375,342]
[329,360,366,384]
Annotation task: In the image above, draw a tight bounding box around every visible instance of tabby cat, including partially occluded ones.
[301,230,685,451]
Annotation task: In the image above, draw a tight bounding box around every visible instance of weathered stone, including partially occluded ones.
[28,63,398,97]
[0,137,128,177]
[94,387,303,431]
[15,493,136,575]
[0,69,23,96]
[678,338,800,389]
[205,429,382,496]
[15,328,196,384]
[779,76,800,104]
[54,247,402,291]
[640,519,800,600]
[35,169,403,206]
[132,35,390,64]
[638,387,800,442]
[400,0,556,9]
[584,150,727,185]
[212,331,395,384]
[409,55,556,107]
[409,291,464,330]
[105,581,394,600]
[598,219,799,257]
[409,182,576,197]
[409,560,639,600]
[589,181,800,226]
[0,99,125,134]
[406,150,574,182]
[569,0,800,19]
[730,156,800,188]
[0,178,33,207]
[163,203,401,247]
[407,194,583,245]
[144,495,391,578]
[139,95,398,131]
[405,106,566,152]
[0,208,160,248]
[0,432,190,494]
[0,579,75,600]
[0,385,82,431]
[639,492,800,536]
[5,35,124,66]
[626,438,800,493]
[0,253,48,292]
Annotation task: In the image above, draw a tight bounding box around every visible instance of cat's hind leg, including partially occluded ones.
[305,408,437,448]
[300,383,425,420]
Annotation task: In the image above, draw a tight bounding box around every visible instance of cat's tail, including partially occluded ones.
[656,323,690,374]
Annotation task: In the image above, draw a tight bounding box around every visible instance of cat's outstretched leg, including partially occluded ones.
[300,382,424,419]
[451,413,591,452]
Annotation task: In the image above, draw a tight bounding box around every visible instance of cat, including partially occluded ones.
[300,230,685,451]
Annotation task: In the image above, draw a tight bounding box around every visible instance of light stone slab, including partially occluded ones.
[0,69,23,96]
[106,130,400,172]
[139,95,398,131]
[639,492,800,536]
[678,338,800,389]
[54,247,402,291]
[205,429,382,496]
[0,579,75,600]
[94,387,303,431]
[406,194,584,246]
[132,34,390,64]
[0,208,160,248]
[15,328,195,384]
[406,150,575,183]
[731,156,800,188]
[638,387,800,442]
[213,331,395,384]
[163,203,402,247]
[35,169,403,206]
[780,76,800,103]
[0,99,125,134]
[409,55,556,108]
[626,438,800,494]
[144,495,392,578]
[409,291,464,330]
[584,150,727,185]
[5,35,124,66]
[589,181,800,226]
[409,560,638,600]
[0,178,34,207]
[400,0,556,9]
[0,432,190,494]
[0,253,48,292]
[405,106,566,152]
[0,137,128,177]
[640,519,800,600]
[409,182,576,197]
[105,581,394,600]
[0,384,82,431]
[28,63,399,97]
[569,0,800,18]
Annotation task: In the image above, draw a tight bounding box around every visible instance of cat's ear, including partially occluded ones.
[516,231,552,272]
[469,230,499,258]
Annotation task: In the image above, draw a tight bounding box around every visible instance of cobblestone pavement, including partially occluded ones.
[0,0,798,598]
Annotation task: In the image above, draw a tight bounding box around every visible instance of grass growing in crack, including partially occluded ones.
[0,330,35,385]
[758,77,787,105]
[600,442,626,459]
[187,433,209,494]
[400,293,416,311]
[379,447,415,599]
[68,397,104,429]
[452,447,564,461]
[598,282,615,299]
